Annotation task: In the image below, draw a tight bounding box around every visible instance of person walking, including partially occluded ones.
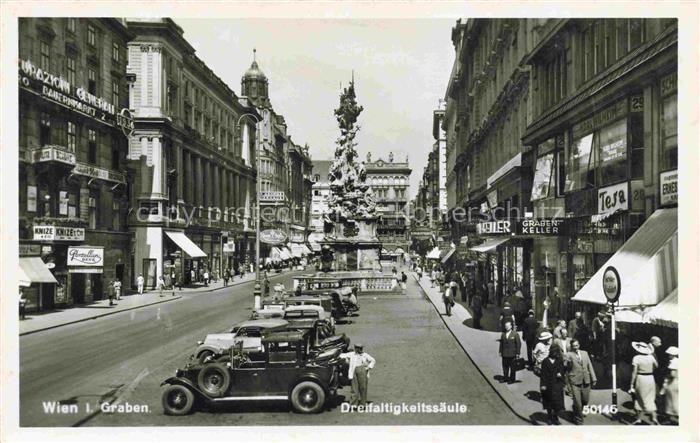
[540,346,566,425]
[521,310,539,368]
[19,288,27,320]
[113,279,122,300]
[533,331,553,376]
[442,283,454,316]
[416,265,423,280]
[459,272,468,303]
[108,280,116,306]
[263,274,270,297]
[568,311,582,339]
[487,280,495,306]
[553,319,567,339]
[339,343,376,407]
[449,277,458,303]
[157,275,166,297]
[553,328,572,355]
[470,291,483,329]
[563,338,597,425]
[591,311,607,360]
[400,271,408,292]
[629,341,660,425]
[499,302,515,332]
[223,268,230,287]
[203,270,210,287]
[190,269,196,285]
[660,349,678,424]
[498,321,521,384]
[137,274,144,295]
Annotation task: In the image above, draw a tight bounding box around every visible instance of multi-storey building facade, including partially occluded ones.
[308,160,332,252]
[126,18,259,288]
[18,18,134,311]
[365,152,411,265]
[286,142,314,256]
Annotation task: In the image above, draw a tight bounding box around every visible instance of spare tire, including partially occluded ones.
[196,363,230,398]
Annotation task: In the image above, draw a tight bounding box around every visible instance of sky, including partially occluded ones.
[176,18,456,199]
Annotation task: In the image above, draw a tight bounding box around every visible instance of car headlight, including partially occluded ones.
[197,340,204,345]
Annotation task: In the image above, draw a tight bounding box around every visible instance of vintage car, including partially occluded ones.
[161,330,341,415]
[249,307,285,320]
[282,305,334,329]
[281,296,335,324]
[193,319,288,363]
[296,287,359,319]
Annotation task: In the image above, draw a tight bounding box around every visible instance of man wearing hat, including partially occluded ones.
[498,321,521,383]
[563,338,597,425]
[340,343,376,407]
[533,331,553,375]
[521,309,539,368]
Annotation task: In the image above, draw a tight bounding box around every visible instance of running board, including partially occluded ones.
[211,395,289,402]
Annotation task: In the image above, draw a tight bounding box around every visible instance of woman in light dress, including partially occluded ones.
[629,341,659,425]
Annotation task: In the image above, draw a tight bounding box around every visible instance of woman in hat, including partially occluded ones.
[532,331,553,376]
[660,356,678,424]
[629,341,659,425]
[539,345,566,424]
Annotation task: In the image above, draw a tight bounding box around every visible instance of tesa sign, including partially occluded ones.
[597,182,629,217]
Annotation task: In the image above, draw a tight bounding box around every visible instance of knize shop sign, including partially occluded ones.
[68,247,104,267]
[33,225,85,241]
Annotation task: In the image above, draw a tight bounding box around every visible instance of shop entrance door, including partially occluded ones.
[40,283,55,311]
[115,264,124,281]
[71,273,86,304]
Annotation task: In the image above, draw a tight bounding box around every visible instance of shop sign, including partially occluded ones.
[32,146,76,165]
[516,219,565,236]
[19,243,41,256]
[67,247,104,267]
[260,229,287,245]
[487,190,498,209]
[68,267,103,274]
[573,100,628,139]
[33,225,85,241]
[223,241,236,252]
[597,182,629,216]
[602,266,621,303]
[659,170,678,206]
[72,162,126,184]
[259,191,286,202]
[289,230,305,243]
[630,180,645,212]
[660,72,677,96]
[476,220,512,235]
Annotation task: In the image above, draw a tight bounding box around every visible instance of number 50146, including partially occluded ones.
[583,405,618,415]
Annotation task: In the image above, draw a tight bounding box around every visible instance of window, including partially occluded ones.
[531,152,555,201]
[629,106,645,179]
[67,18,76,34]
[661,94,678,171]
[88,196,97,229]
[565,133,594,192]
[112,42,120,62]
[87,24,96,47]
[88,67,97,94]
[40,40,50,71]
[68,193,77,217]
[112,79,119,107]
[184,104,191,127]
[67,121,76,153]
[629,19,645,50]
[40,112,51,146]
[596,119,627,186]
[59,191,69,215]
[67,55,76,85]
[112,201,120,230]
[111,136,120,170]
[88,129,97,164]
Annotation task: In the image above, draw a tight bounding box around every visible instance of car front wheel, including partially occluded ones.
[162,384,195,415]
[290,381,326,414]
[196,363,230,398]
[197,350,215,364]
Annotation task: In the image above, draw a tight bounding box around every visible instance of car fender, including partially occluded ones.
[160,377,211,401]
[289,372,330,395]
[195,344,226,357]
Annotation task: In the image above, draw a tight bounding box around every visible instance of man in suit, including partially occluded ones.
[567,311,582,339]
[564,338,597,424]
[498,320,521,383]
[521,309,539,368]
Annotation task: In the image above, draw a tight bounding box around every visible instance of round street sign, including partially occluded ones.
[602,266,621,303]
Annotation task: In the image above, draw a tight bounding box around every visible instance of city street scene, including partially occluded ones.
[11,15,683,432]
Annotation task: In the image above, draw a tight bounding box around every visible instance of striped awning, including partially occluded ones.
[644,288,678,328]
[572,208,677,307]
[19,257,58,285]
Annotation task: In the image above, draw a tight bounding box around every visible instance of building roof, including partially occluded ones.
[243,60,267,81]
[312,160,333,182]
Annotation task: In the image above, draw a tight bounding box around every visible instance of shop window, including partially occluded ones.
[532,152,554,200]
[629,111,645,179]
[59,191,69,215]
[661,94,677,171]
[111,140,120,171]
[88,129,97,164]
[596,119,627,186]
[40,40,50,71]
[40,112,51,146]
[88,67,97,95]
[565,133,594,192]
[67,121,76,153]
[629,19,645,50]
[68,193,77,217]
[67,55,76,86]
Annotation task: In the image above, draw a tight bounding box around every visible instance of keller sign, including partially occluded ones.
[33,225,85,241]
[67,247,104,267]
[517,219,565,236]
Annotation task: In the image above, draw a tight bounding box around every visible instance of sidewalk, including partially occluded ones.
[20,269,298,336]
[413,273,637,426]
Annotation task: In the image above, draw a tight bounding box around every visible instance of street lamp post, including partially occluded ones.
[237,112,262,310]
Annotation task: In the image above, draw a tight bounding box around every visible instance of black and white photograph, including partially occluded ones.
[1,2,698,442]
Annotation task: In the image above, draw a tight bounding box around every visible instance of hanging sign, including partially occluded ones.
[597,182,629,216]
[603,266,621,303]
[659,170,678,206]
[67,247,104,267]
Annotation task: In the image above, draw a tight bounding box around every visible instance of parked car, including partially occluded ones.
[296,287,359,319]
[193,319,288,363]
[282,305,334,328]
[161,330,342,415]
[282,296,335,325]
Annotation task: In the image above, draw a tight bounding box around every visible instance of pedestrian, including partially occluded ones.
[540,345,566,425]
[470,291,483,329]
[137,273,144,295]
[113,279,122,300]
[400,271,408,292]
[416,265,422,280]
[487,280,495,306]
[591,311,606,359]
[533,331,553,376]
[499,302,515,332]
[190,269,195,285]
[442,283,454,316]
[263,274,270,297]
[459,272,467,303]
[170,270,176,290]
[568,311,582,339]
[203,270,210,286]
[629,341,660,425]
[339,343,376,407]
[563,338,597,425]
[223,268,230,287]
[521,309,539,368]
[647,336,663,386]
[198,267,204,283]
[553,328,572,355]
[449,277,458,302]
[514,290,527,328]
[553,319,567,339]
[660,348,679,424]
[498,320,521,384]
[19,288,27,320]
[108,280,115,306]
[430,268,437,287]
[157,275,165,297]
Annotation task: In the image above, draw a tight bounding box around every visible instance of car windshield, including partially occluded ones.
[284,310,320,319]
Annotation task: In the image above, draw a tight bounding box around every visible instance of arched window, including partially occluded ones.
[314,174,320,182]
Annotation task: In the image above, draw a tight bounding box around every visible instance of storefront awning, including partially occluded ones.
[426,247,441,259]
[164,231,207,258]
[289,244,304,258]
[441,247,457,264]
[469,237,510,253]
[301,244,313,255]
[644,288,677,328]
[272,246,292,260]
[572,208,677,306]
[19,257,58,285]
